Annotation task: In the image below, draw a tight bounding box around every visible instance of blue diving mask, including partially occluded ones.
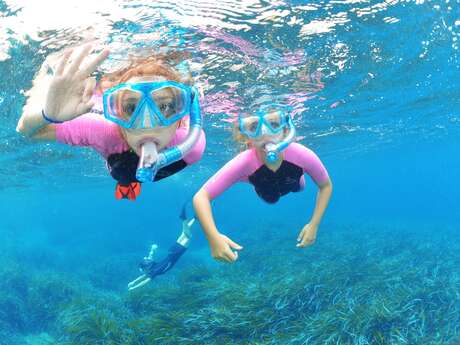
[103,81,203,182]
[103,81,193,130]
[239,108,288,138]
[239,105,296,163]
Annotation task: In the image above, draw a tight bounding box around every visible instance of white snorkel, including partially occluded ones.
[136,86,203,182]
[264,115,296,163]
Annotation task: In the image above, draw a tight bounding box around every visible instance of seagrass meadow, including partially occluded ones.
[1,222,459,345]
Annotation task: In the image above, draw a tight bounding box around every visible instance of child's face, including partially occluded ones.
[242,110,286,148]
[119,75,181,155]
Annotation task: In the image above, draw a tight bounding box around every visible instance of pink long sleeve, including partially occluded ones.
[203,149,259,200]
[284,143,329,186]
[55,114,129,158]
[56,114,205,165]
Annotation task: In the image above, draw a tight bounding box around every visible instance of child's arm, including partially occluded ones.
[193,151,255,262]
[285,143,332,247]
[16,56,57,140]
[297,179,332,247]
[193,187,243,263]
[17,46,108,140]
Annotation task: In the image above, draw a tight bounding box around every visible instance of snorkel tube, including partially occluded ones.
[136,87,203,182]
[264,115,296,164]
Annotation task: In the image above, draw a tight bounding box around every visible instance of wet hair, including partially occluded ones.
[99,51,193,91]
[232,121,251,150]
[98,51,193,129]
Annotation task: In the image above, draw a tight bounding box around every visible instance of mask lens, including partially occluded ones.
[150,86,186,120]
[108,88,142,123]
[264,111,285,133]
[241,116,261,137]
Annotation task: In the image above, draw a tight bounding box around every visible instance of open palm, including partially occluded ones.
[44,45,109,122]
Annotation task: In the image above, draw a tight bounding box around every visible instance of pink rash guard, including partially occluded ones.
[55,113,205,163]
[203,143,329,203]
[55,101,205,183]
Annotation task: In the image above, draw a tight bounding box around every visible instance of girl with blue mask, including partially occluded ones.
[17,45,206,288]
[193,106,333,263]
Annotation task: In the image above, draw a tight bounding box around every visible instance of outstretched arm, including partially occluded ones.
[16,56,57,140]
[192,189,220,244]
[193,188,242,263]
[297,179,333,247]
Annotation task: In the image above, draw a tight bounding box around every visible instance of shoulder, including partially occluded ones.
[56,114,128,156]
[214,148,258,176]
[284,142,325,169]
[284,142,330,184]
[230,148,258,167]
[285,142,319,161]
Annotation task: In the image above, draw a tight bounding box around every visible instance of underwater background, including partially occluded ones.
[1,0,460,344]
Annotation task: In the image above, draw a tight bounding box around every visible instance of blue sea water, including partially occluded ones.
[0,0,460,344]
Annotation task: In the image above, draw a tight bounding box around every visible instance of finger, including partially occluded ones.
[296,234,307,247]
[55,49,73,76]
[82,77,97,102]
[224,249,237,262]
[75,101,95,116]
[296,240,308,248]
[215,252,231,263]
[297,229,305,242]
[67,44,93,76]
[80,48,110,76]
[227,238,243,250]
[299,237,314,248]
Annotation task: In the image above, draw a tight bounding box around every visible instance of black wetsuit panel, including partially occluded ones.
[248,160,303,204]
[107,150,187,184]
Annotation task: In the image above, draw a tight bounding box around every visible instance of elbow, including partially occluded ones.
[192,188,210,210]
[192,189,204,209]
[319,179,333,193]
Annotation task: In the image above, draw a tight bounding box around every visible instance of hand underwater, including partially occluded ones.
[296,223,318,248]
[210,233,243,263]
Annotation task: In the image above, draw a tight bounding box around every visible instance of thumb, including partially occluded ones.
[226,237,243,250]
[297,229,305,242]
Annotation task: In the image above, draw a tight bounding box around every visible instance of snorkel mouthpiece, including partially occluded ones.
[135,86,203,182]
[136,142,159,182]
[263,116,296,163]
[265,145,279,164]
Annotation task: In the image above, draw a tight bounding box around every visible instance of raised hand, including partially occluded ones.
[44,45,109,122]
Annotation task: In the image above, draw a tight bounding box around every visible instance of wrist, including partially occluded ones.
[308,220,320,228]
[41,109,63,124]
[206,231,222,244]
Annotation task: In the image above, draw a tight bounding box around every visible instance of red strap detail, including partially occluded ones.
[115,183,139,201]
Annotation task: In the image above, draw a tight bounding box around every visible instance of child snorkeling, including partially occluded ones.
[17,45,205,286]
[193,105,332,263]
